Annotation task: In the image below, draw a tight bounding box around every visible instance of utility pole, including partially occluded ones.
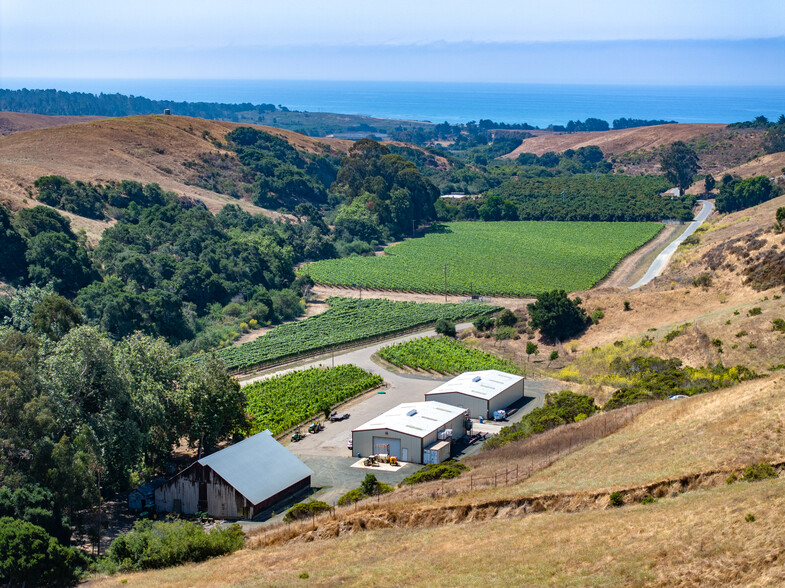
[443,264,448,302]
[96,462,104,558]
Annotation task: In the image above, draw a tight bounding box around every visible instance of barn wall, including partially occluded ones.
[251,476,311,518]
[155,468,200,515]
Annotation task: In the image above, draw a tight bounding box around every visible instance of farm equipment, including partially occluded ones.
[291,429,304,442]
[308,421,324,434]
[363,455,379,467]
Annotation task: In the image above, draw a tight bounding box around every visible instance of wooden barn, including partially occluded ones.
[155,430,313,520]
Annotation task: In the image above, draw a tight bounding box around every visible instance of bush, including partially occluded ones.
[609,492,624,507]
[337,475,394,505]
[748,307,762,316]
[435,318,456,338]
[623,300,631,311]
[692,274,712,288]
[494,325,517,341]
[283,501,332,523]
[496,309,518,327]
[641,496,656,505]
[337,488,367,507]
[473,315,494,332]
[485,391,599,449]
[105,519,244,571]
[528,290,591,342]
[0,517,85,587]
[742,462,777,482]
[745,513,756,523]
[400,462,469,486]
[590,308,604,324]
[772,318,785,333]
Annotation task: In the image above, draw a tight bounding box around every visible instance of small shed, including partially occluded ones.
[425,370,524,419]
[352,401,467,464]
[128,478,166,512]
[423,440,451,464]
[155,430,313,520]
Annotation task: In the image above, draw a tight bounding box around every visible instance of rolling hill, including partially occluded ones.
[501,123,725,158]
[0,114,352,237]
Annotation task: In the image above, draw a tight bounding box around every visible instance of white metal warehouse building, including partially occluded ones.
[425,370,524,419]
[352,401,467,464]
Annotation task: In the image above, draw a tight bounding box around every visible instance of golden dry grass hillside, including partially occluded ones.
[92,474,785,587]
[501,123,724,159]
[0,111,105,135]
[0,115,353,236]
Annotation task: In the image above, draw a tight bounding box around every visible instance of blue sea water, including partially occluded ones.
[2,78,784,127]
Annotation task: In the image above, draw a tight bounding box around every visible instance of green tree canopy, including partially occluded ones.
[660,141,700,196]
[528,290,591,342]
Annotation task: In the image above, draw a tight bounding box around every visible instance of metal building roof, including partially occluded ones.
[353,401,466,438]
[198,430,313,506]
[425,370,523,401]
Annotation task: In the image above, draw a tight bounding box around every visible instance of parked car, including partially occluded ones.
[330,412,351,422]
[347,437,353,450]
[669,394,689,400]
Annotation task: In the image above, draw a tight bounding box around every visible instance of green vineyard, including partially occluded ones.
[302,221,662,296]
[208,297,500,371]
[378,336,522,375]
[245,365,383,435]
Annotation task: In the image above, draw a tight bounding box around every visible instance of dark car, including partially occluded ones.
[330,412,350,422]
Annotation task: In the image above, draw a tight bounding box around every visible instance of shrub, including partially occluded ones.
[742,462,777,482]
[528,290,591,341]
[485,391,599,449]
[435,318,456,338]
[641,496,656,505]
[473,315,494,332]
[623,301,631,311]
[283,501,332,523]
[692,273,712,288]
[748,307,762,316]
[105,519,244,571]
[664,323,691,343]
[496,309,518,327]
[609,492,624,507]
[337,488,367,507]
[338,475,394,505]
[400,462,469,486]
[0,517,85,586]
[590,308,604,324]
[494,325,517,341]
[745,513,756,522]
[772,318,785,333]
[735,330,747,337]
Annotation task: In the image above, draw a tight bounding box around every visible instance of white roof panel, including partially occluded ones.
[425,370,523,401]
[198,430,313,506]
[353,401,466,438]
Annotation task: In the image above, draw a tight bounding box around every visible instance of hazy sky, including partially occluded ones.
[1,0,784,83]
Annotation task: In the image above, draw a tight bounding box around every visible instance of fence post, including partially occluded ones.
[505,469,508,486]
[470,474,473,491]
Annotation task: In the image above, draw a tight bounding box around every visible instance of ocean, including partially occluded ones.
[2,78,784,127]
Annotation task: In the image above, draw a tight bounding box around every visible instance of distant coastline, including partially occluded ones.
[2,79,784,127]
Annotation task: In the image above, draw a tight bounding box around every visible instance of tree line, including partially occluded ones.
[0,88,275,119]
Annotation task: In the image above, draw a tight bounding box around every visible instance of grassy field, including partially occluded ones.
[378,336,522,375]
[513,375,785,494]
[92,477,785,587]
[303,221,662,296]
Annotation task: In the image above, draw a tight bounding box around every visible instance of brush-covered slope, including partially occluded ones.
[0,114,352,236]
